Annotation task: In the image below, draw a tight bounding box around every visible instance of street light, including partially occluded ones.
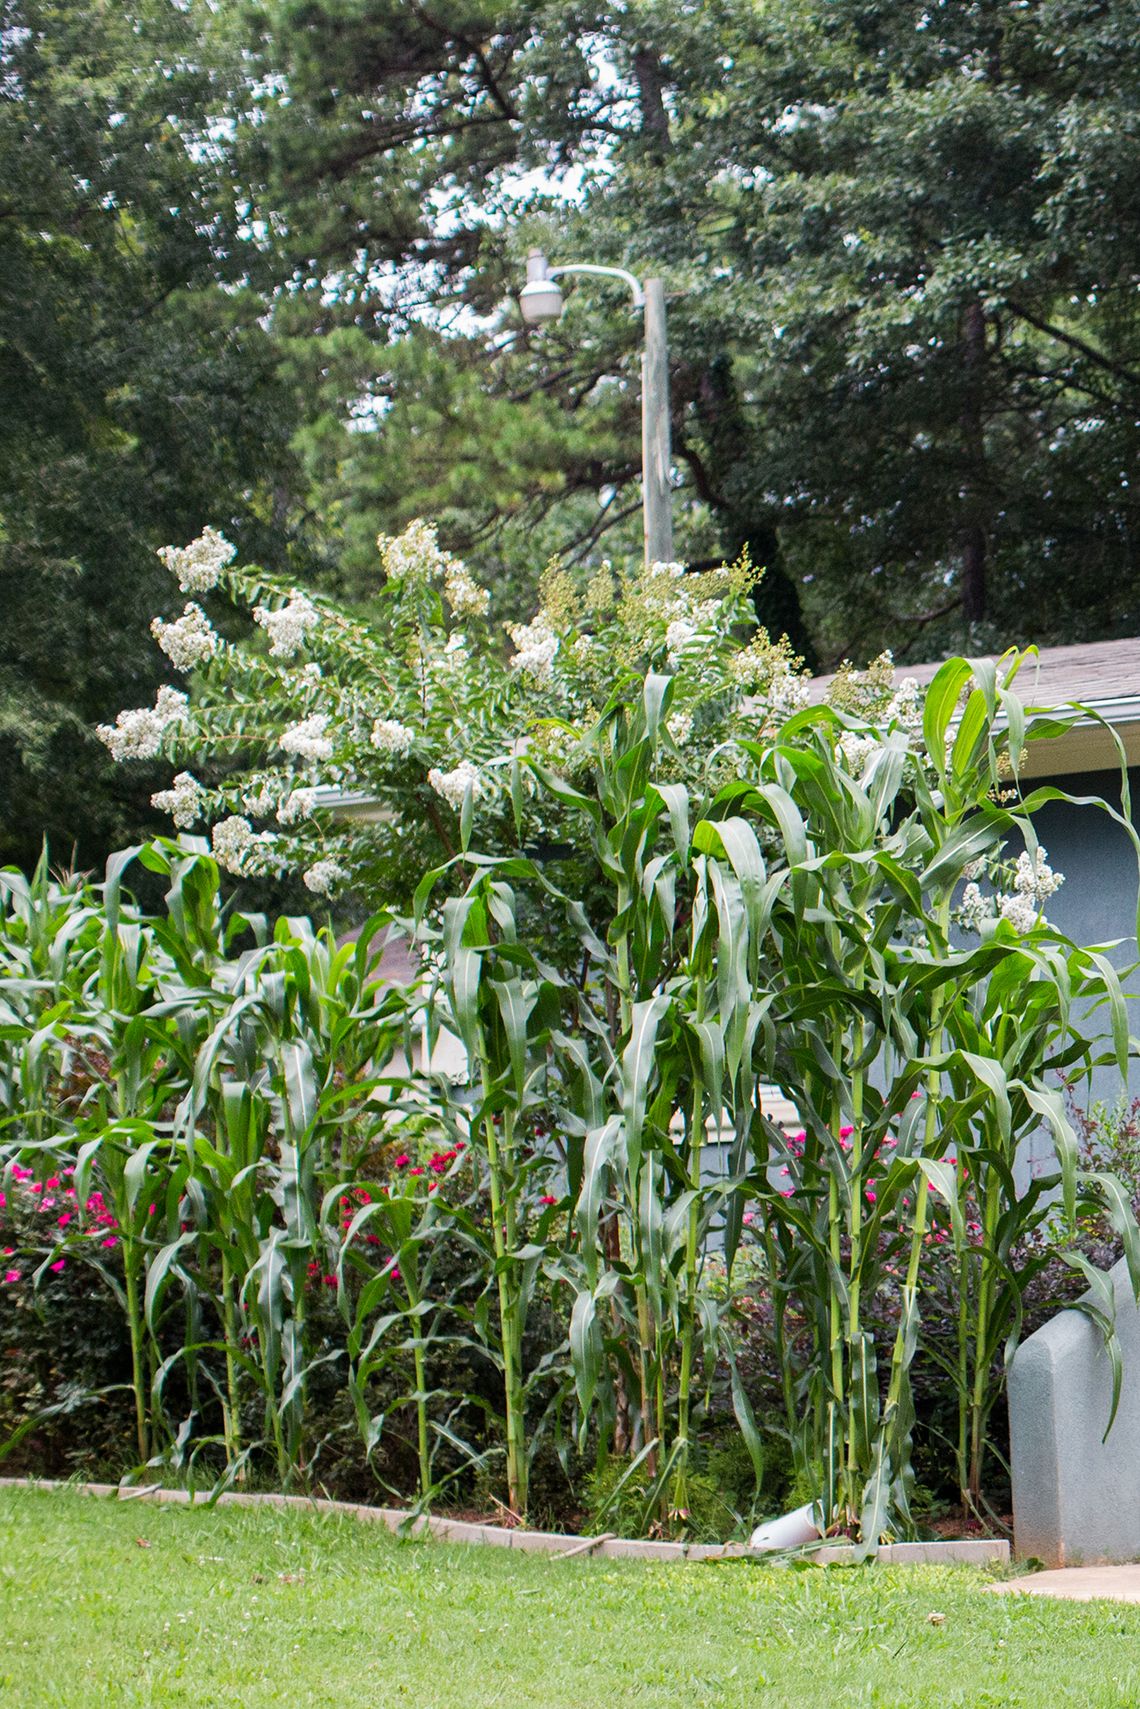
[519,248,674,567]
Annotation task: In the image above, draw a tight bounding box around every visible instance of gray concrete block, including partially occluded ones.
[598,1537,687,1561]
[505,1528,580,1554]
[1009,1255,1140,1567]
[881,1540,1009,1566]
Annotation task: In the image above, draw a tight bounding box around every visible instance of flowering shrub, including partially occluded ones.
[97,521,807,906]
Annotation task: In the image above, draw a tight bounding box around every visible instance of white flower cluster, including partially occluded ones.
[150,603,219,672]
[667,710,693,746]
[999,848,1064,932]
[885,677,923,733]
[443,561,490,619]
[961,847,1064,935]
[279,713,334,763]
[428,760,484,811]
[370,718,415,756]
[768,666,810,717]
[377,519,449,584]
[277,788,318,825]
[648,560,687,581]
[837,731,880,778]
[211,815,279,877]
[959,882,992,932]
[157,527,236,593]
[303,857,348,897]
[151,771,204,829]
[96,685,189,761]
[507,617,558,680]
[253,593,319,658]
[665,617,698,663]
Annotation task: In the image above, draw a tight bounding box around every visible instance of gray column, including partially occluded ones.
[641,277,674,567]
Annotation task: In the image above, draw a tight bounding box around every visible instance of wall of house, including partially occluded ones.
[1011,764,1140,1181]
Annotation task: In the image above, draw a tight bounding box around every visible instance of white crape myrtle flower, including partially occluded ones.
[768,667,810,717]
[277,787,318,825]
[303,857,348,896]
[1013,846,1064,904]
[960,881,995,931]
[885,676,923,734]
[243,783,276,816]
[999,891,1039,934]
[664,617,697,663]
[279,713,334,762]
[211,815,279,877]
[438,632,468,670]
[428,760,485,811]
[667,709,693,746]
[150,603,220,672]
[253,592,319,658]
[96,685,189,761]
[151,772,204,830]
[648,560,687,581]
[443,561,490,619]
[507,617,558,680]
[370,718,415,756]
[157,527,236,594]
[377,519,450,584]
[837,731,880,778]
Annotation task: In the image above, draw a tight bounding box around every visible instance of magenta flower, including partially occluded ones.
[49,1259,66,1273]
[3,1269,20,1284]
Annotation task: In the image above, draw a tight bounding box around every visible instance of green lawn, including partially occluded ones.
[2,1488,1140,1707]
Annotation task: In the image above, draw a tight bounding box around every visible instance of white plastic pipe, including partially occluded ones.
[749,1502,823,1552]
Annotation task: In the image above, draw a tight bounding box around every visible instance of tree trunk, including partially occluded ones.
[960,299,988,625]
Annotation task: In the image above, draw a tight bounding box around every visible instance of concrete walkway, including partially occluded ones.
[990,1565,1140,1603]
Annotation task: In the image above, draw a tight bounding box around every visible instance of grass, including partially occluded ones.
[3,1488,1140,1707]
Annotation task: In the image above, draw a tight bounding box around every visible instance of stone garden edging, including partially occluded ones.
[0,1477,1009,1567]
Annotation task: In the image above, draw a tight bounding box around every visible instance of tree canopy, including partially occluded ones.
[7,0,1140,866]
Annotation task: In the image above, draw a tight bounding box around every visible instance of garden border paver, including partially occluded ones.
[0,1477,1009,1567]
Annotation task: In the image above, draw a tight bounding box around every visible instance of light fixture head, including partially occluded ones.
[519,277,565,323]
[519,248,563,323]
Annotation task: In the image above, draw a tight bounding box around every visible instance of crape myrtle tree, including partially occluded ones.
[237,0,1140,667]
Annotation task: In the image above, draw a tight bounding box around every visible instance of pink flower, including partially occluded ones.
[539,1195,557,1206]
[45,1177,59,1191]
[49,1259,66,1273]
[409,1167,424,1177]
[100,1236,118,1249]
[390,1266,401,1283]
[57,1213,72,1228]
[865,1191,877,1204]
[3,1269,20,1284]
[393,1154,410,1169]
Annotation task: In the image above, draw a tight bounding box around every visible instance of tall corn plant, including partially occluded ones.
[733,651,1140,1540]
[2,841,413,1485]
[412,865,566,1519]
[437,676,769,1528]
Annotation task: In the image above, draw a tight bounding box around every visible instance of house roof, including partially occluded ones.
[811,634,1140,778]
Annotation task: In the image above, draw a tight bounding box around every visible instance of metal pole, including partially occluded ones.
[641,277,674,566]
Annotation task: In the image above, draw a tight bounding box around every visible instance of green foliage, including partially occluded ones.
[81,522,1140,1539]
[0,0,299,871]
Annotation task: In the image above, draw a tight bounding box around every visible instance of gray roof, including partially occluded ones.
[809,635,1140,777]
[809,635,1140,710]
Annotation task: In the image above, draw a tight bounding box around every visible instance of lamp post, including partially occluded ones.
[519,249,674,567]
